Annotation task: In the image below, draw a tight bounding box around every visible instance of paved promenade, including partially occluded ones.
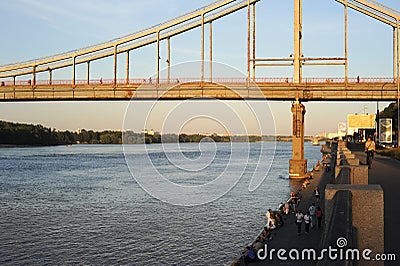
[248,166,334,266]
[236,145,400,266]
[352,150,400,263]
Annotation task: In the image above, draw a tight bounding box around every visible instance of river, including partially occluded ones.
[0,142,321,265]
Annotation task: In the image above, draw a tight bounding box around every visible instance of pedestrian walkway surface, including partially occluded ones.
[249,167,334,266]
[353,151,400,264]
[239,146,400,266]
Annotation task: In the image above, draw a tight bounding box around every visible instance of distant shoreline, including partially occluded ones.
[0,140,316,149]
[1,120,322,147]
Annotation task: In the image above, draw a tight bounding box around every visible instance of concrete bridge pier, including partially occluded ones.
[289,100,308,179]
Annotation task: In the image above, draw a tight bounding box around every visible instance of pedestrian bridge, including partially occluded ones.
[0,77,398,102]
[0,0,399,103]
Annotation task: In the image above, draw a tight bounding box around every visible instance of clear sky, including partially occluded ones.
[1,0,399,135]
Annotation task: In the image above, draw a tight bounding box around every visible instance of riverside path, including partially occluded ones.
[246,165,334,265]
[352,149,400,264]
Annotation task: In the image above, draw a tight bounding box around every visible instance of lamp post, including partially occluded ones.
[376,101,379,144]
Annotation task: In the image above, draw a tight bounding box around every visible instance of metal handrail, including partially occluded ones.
[1,77,396,87]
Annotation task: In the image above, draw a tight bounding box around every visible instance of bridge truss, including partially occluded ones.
[0,0,399,102]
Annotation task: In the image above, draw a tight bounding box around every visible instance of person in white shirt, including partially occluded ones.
[304,211,311,233]
[284,202,290,215]
[314,187,320,203]
[309,203,317,228]
[295,210,304,236]
[365,136,376,169]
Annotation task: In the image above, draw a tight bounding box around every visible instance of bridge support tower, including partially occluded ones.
[289,101,308,179]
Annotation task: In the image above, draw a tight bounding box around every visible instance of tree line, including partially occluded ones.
[0,120,273,146]
[0,121,122,146]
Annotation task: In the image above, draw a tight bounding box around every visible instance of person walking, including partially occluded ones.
[309,203,317,229]
[284,201,290,215]
[313,187,320,203]
[295,210,304,236]
[317,206,324,229]
[304,211,311,234]
[291,192,300,213]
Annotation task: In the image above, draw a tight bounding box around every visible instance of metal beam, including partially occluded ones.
[255,63,293,67]
[302,62,346,66]
[247,0,251,83]
[167,38,171,84]
[0,0,261,79]
[72,56,76,87]
[209,22,213,82]
[114,45,118,86]
[394,27,398,80]
[345,2,349,83]
[335,0,399,27]
[126,51,130,84]
[201,13,205,83]
[294,0,302,83]
[86,61,90,85]
[1,81,399,101]
[32,65,36,86]
[157,31,160,85]
[0,1,259,75]
[252,3,256,80]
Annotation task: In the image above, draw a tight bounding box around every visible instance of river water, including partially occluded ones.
[0,142,321,265]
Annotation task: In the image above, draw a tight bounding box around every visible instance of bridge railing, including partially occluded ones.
[0,77,397,87]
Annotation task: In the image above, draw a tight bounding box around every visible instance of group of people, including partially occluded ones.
[241,186,324,264]
[242,225,273,264]
[294,203,324,236]
[293,187,324,236]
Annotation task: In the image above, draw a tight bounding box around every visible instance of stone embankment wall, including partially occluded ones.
[320,141,384,266]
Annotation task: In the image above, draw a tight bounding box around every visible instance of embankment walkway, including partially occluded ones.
[352,150,400,260]
[250,164,334,265]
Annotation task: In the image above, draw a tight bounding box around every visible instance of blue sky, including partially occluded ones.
[1,0,399,135]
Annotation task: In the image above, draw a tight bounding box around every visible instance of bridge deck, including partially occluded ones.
[0,79,398,101]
